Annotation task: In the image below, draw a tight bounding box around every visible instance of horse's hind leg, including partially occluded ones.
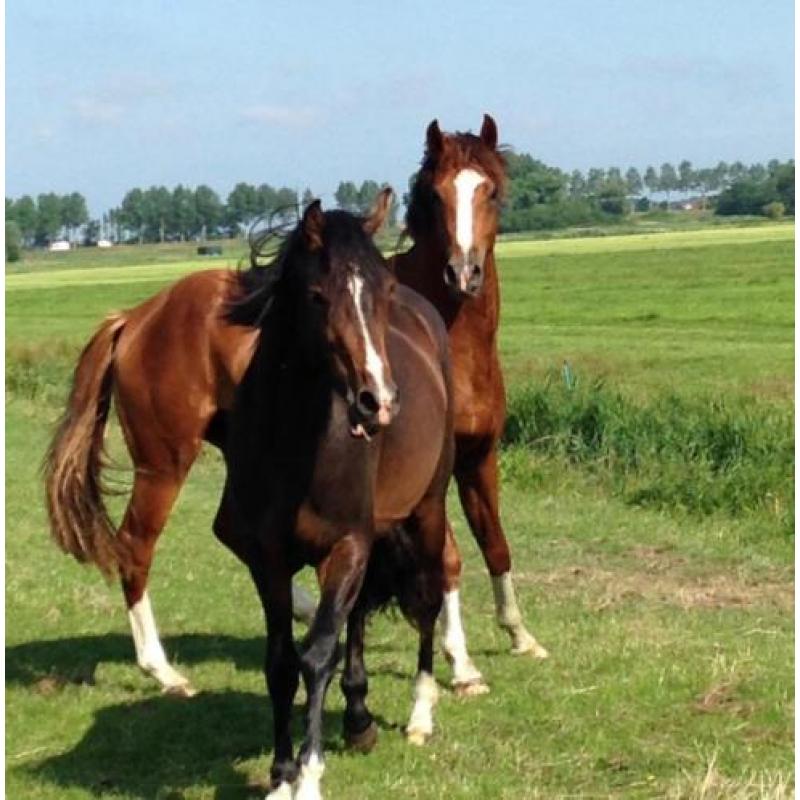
[341,604,377,753]
[440,521,488,696]
[118,468,196,696]
[455,443,548,658]
[404,499,446,746]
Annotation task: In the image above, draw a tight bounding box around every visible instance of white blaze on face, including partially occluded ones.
[453,168,486,259]
[348,271,392,421]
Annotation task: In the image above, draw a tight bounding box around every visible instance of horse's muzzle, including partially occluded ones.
[444,262,483,298]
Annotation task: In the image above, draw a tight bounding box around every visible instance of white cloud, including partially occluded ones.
[73,97,125,125]
[240,104,318,129]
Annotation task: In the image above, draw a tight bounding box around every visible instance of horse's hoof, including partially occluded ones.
[512,638,549,659]
[345,720,378,753]
[453,679,490,698]
[405,727,431,746]
[162,682,198,698]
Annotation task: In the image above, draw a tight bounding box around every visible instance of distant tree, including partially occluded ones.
[713,161,729,189]
[301,188,315,208]
[677,160,695,195]
[606,167,623,186]
[119,188,146,242]
[335,181,359,212]
[747,163,767,182]
[728,161,747,183]
[586,168,605,195]
[6,220,22,262]
[61,192,89,242]
[643,165,659,198]
[83,219,101,245]
[141,186,172,242]
[226,182,260,233]
[194,185,223,239]
[625,167,643,198]
[255,184,279,221]
[773,161,794,214]
[767,159,781,176]
[356,180,381,214]
[272,187,299,224]
[568,170,586,198]
[659,163,678,204]
[170,185,197,240]
[36,193,63,244]
[11,195,37,245]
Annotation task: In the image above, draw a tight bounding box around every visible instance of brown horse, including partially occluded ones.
[44,116,544,699]
[394,114,547,675]
[222,198,453,798]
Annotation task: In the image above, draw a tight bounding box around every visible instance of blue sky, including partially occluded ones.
[6,0,794,216]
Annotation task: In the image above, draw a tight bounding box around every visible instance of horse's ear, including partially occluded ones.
[426,119,444,157]
[363,187,394,236]
[302,199,325,251]
[480,114,498,150]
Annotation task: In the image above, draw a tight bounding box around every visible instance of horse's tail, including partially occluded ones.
[43,312,128,579]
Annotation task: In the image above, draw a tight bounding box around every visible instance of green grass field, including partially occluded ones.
[6,224,794,798]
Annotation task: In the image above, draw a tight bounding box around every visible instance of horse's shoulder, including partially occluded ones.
[391,285,447,352]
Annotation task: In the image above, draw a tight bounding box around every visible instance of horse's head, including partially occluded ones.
[298,190,400,437]
[408,114,506,299]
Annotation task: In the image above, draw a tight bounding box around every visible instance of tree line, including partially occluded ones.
[5,179,399,247]
[5,156,794,249]
[500,155,794,231]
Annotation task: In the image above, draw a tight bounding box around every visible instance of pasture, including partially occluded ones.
[6,224,794,798]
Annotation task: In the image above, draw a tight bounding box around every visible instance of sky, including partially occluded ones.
[6,0,795,217]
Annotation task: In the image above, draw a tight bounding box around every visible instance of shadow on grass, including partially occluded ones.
[29,689,365,799]
[6,633,264,687]
[33,690,270,798]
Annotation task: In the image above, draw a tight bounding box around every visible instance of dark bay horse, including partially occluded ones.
[394,115,548,677]
[223,198,453,798]
[44,116,544,699]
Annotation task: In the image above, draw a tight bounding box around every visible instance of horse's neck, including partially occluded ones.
[395,238,500,334]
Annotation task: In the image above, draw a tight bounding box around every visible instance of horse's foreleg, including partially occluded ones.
[340,605,377,752]
[213,489,318,626]
[296,533,370,800]
[456,444,548,659]
[440,521,488,695]
[248,547,299,799]
[119,471,197,696]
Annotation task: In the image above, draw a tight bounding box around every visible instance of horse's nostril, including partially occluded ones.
[357,389,380,416]
[444,264,458,285]
[471,264,482,278]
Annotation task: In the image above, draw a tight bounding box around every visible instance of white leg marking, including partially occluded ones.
[292,582,317,625]
[294,752,325,800]
[491,573,549,658]
[441,590,488,695]
[348,272,393,421]
[128,591,195,695]
[406,671,438,745]
[453,168,486,289]
[265,781,293,800]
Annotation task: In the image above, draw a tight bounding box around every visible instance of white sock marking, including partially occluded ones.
[294,752,325,800]
[128,591,191,690]
[406,671,438,744]
[348,272,392,411]
[491,573,549,658]
[441,590,484,687]
[453,168,486,263]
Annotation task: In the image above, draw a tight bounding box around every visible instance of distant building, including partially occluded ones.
[49,241,71,252]
[96,239,113,248]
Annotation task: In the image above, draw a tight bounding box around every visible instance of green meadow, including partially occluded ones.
[6,224,794,798]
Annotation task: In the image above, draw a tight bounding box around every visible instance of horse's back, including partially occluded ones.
[112,269,257,454]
